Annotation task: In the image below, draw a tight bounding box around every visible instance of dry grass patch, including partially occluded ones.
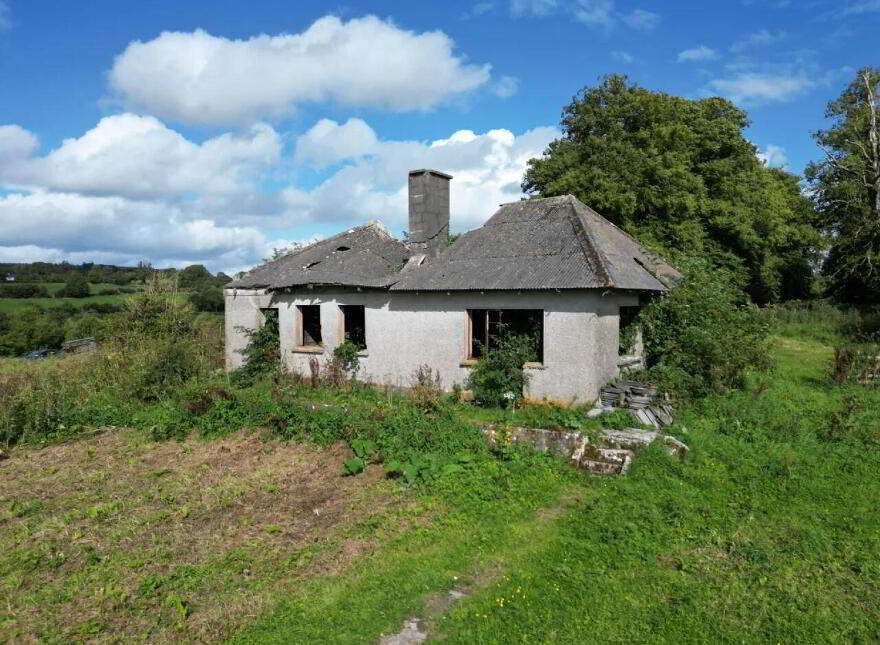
[0,428,407,643]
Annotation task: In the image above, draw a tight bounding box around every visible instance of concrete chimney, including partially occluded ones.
[408,169,452,258]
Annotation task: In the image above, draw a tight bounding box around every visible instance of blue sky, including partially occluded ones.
[0,0,876,272]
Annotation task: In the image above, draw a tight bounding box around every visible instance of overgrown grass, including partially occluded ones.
[4,300,880,643]
[227,327,880,644]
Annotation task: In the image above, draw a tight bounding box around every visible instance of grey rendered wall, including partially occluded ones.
[224,288,274,371]
[224,288,639,403]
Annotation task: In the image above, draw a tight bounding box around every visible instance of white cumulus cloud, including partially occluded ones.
[0,114,281,199]
[294,118,379,169]
[287,122,559,233]
[109,15,492,126]
[0,125,39,160]
[0,191,267,270]
[0,112,558,273]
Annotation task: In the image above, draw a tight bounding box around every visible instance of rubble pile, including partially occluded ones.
[597,380,674,428]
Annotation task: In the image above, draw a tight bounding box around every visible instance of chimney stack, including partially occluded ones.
[408,169,451,258]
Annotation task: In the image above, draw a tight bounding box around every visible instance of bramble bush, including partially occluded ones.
[636,257,772,399]
[466,330,538,407]
[231,309,280,386]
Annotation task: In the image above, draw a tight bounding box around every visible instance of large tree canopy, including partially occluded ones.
[523,75,820,304]
[806,67,880,306]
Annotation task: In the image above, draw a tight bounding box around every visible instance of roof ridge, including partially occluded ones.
[566,197,614,287]
[573,199,653,255]
[495,194,570,208]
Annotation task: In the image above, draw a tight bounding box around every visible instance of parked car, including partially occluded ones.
[22,349,52,360]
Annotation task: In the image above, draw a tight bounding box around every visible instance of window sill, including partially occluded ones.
[617,355,643,367]
[460,359,546,370]
[292,346,325,354]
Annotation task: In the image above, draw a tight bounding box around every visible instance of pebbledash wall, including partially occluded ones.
[225,287,639,404]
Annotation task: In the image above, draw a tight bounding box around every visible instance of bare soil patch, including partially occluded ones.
[0,428,404,643]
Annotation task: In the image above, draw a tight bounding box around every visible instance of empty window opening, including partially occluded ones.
[468,309,543,363]
[340,304,366,349]
[619,306,641,355]
[260,307,278,327]
[298,305,322,346]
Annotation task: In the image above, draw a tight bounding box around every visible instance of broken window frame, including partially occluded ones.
[339,304,367,350]
[297,304,323,348]
[466,308,544,364]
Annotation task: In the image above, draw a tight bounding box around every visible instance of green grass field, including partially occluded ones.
[2,328,879,643]
[0,282,139,313]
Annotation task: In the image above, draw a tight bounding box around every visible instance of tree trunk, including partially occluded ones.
[864,69,880,220]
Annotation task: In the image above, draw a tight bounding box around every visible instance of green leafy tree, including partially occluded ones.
[806,67,880,306]
[56,273,90,298]
[0,306,65,355]
[523,74,821,303]
[178,264,212,289]
[190,286,224,313]
[117,273,193,339]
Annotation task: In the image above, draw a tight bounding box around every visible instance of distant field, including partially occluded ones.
[0,282,140,313]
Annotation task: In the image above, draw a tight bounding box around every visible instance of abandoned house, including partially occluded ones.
[225,169,679,403]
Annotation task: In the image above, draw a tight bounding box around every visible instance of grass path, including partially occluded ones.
[230,474,581,644]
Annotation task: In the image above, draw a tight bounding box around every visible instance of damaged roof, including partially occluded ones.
[227,195,679,293]
[227,221,410,290]
[390,195,679,291]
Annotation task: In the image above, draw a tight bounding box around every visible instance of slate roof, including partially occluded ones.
[390,195,679,291]
[227,221,411,290]
[227,195,679,293]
